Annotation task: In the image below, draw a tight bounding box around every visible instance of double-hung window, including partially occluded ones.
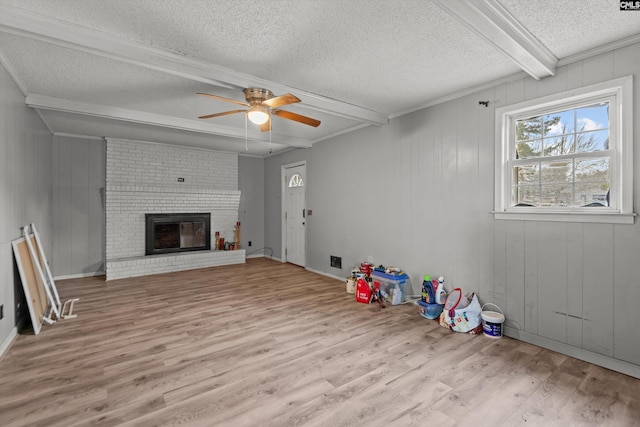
[494,76,635,224]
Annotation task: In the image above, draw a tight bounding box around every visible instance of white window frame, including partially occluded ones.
[494,75,635,224]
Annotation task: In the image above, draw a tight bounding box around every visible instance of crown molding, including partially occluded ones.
[0,4,387,126]
[26,94,313,148]
[558,33,640,67]
[53,132,106,141]
[433,0,557,80]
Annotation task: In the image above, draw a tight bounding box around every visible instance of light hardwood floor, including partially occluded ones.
[1,258,639,426]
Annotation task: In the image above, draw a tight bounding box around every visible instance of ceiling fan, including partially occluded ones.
[197,88,321,131]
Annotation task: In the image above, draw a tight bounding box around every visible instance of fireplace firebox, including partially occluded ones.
[145,213,211,255]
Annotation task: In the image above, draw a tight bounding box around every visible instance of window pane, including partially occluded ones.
[516,139,541,159]
[576,103,609,132]
[575,129,609,152]
[544,110,574,135]
[288,173,304,187]
[540,184,572,206]
[513,164,539,185]
[575,157,609,182]
[543,135,574,156]
[513,185,539,206]
[575,182,610,207]
[541,160,572,184]
[516,117,542,141]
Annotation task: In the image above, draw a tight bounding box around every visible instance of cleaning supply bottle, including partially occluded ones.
[421,275,430,302]
[435,276,447,304]
[420,274,431,302]
[422,275,436,303]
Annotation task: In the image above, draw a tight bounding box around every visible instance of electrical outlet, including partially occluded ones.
[248,241,252,247]
[330,256,342,269]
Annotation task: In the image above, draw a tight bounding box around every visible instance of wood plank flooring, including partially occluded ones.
[1,258,639,426]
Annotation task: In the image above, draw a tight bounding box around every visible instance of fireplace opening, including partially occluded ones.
[145,213,211,255]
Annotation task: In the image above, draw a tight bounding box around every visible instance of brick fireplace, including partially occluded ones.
[105,138,245,280]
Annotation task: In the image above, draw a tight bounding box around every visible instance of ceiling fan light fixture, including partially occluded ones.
[247,108,269,125]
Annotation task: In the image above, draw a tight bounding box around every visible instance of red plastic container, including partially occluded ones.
[360,262,373,277]
[355,278,372,303]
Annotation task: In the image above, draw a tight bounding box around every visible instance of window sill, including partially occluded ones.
[492,210,636,224]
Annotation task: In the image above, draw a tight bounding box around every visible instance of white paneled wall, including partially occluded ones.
[51,136,105,278]
[0,62,52,351]
[265,41,640,377]
[105,138,244,280]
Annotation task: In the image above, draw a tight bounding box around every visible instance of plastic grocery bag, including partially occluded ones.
[439,288,483,334]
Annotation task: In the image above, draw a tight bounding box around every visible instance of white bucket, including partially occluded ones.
[346,278,356,294]
[481,303,505,339]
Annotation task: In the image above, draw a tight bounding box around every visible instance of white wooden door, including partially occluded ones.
[285,164,306,267]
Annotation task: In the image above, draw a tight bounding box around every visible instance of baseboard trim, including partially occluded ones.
[305,267,344,282]
[505,326,640,379]
[0,327,18,360]
[54,271,105,281]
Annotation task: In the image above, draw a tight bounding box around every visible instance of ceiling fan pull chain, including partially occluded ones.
[269,125,272,154]
[244,113,248,151]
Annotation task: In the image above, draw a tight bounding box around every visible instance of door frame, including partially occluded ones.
[281,161,307,265]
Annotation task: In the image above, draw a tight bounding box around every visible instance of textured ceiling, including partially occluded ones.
[0,0,638,156]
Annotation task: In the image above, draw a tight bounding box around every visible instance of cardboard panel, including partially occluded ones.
[12,237,48,334]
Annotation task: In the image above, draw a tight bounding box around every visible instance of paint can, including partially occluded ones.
[346,278,356,294]
[481,303,505,339]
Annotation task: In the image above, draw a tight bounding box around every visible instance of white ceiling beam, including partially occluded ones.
[25,94,313,148]
[0,4,387,126]
[433,0,557,80]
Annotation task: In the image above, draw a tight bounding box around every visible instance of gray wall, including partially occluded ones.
[48,140,262,278]
[265,42,640,376]
[238,155,265,256]
[51,136,105,278]
[0,62,53,347]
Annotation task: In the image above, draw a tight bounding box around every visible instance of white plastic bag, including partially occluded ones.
[439,289,483,334]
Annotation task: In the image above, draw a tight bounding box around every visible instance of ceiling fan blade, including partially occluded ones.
[198,109,246,119]
[263,93,301,108]
[259,119,272,132]
[274,109,321,127]
[197,92,249,107]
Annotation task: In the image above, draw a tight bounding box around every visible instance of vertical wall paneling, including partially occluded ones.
[477,87,496,300]
[53,138,73,275]
[613,225,640,366]
[610,42,640,366]
[582,51,614,86]
[439,101,459,284]
[537,222,568,344]
[566,61,584,91]
[88,141,105,273]
[71,140,90,274]
[493,221,507,307]
[51,136,105,278]
[581,224,615,357]
[238,156,265,256]
[0,61,52,348]
[523,221,539,335]
[455,96,480,291]
[505,221,525,330]
[410,108,435,286]
[566,223,584,349]
[428,105,442,276]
